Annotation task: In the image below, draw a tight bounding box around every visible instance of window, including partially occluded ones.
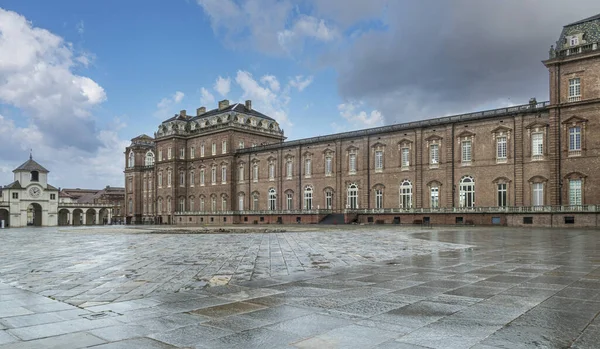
[145,152,155,166]
[200,169,205,186]
[286,160,293,179]
[167,198,171,212]
[375,189,383,209]
[304,186,313,210]
[401,148,409,169]
[252,143,257,148]
[286,193,293,210]
[268,188,276,210]
[189,171,195,187]
[326,190,333,209]
[400,180,412,209]
[459,176,475,208]
[570,35,579,47]
[199,197,205,211]
[158,172,163,188]
[533,183,544,206]
[430,186,439,209]
[128,199,133,213]
[349,154,357,174]
[375,151,383,171]
[222,140,227,154]
[238,194,244,211]
[212,143,216,155]
[430,144,439,168]
[497,183,507,207]
[238,165,244,182]
[462,140,472,163]
[190,147,195,159]
[158,149,163,161]
[211,196,216,212]
[239,141,245,149]
[180,148,185,159]
[190,198,194,211]
[252,193,259,210]
[31,171,39,182]
[221,166,227,184]
[211,166,217,184]
[178,198,185,212]
[127,177,133,193]
[200,144,205,157]
[305,159,312,177]
[50,194,56,200]
[325,157,333,176]
[269,163,275,180]
[222,197,227,211]
[347,184,358,209]
[128,152,134,168]
[167,171,172,187]
[496,136,507,162]
[158,199,163,213]
[253,164,259,182]
[569,126,581,153]
[168,147,172,159]
[149,178,152,191]
[569,78,581,102]
[532,133,543,159]
[179,171,185,187]
[569,179,582,206]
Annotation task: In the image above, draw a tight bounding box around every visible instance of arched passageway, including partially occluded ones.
[72,209,84,226]
[0,209,9,227]
[99,209,109,225]
[58,209,70,226]
[85,209,96,226]
[27,203,42,226]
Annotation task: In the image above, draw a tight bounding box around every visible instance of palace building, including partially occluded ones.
[125,14,600,227]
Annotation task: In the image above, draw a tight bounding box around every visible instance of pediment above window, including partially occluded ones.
[322,148,335,154]
[267,156,277,162]
[491,126,512,135]
[372,183,385,190]
[427,180,442,187]
[492,176,511,184]
[302,151,313,158]
[456,130,475,138]
[345,145,359,152]
[528,175,548,183]
[397,138,413,146]
[525,121,549,130]
[425,134,442,142]
[562,115,588,125]
[371,142,386,149]
[564,171,587,180]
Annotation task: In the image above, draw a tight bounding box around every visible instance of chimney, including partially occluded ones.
[218,99,230,111]
[245,100,252,111]
[180,110,187,118]
[196,107,206,116]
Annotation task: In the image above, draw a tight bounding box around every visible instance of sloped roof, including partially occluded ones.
[13,157,49,173]
[131,134,154,141]
[163,102,276,123]
[3,181,22,189]
[566,14,600,27]
[46,184,58,191]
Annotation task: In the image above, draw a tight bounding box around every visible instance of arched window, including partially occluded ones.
[400,180,412,209]
[128,198,133,213]
[459,176,475,208]
[145,151,155,166]
[221,195,227,211]
[199,196,205,212]
[211,195,217,212]
[167,197,171,212]
[238,193,245,211]
[325,189,333,209]
[158,172,163,188]
[189,197,195,211]
[286,191,294,210]
[304,186,313,210]
[268,188,277,211]
[157,198,163,213]
[178,198,185,212]
[347,184,358,209]
[252,192,259,211]
[128,151,134,168]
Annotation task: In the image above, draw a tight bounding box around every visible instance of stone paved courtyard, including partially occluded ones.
[0,225,598,348]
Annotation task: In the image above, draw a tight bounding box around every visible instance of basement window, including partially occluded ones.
[523,217,533,224]
[564,216,575,224]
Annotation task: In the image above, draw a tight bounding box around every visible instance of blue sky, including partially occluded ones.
[0,1,598,188]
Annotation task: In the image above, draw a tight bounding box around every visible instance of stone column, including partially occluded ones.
[95,211,100,225]
[67,211,71,225]
[81,212,86,225]
[107,209,112,225]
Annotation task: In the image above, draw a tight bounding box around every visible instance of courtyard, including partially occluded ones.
[0,225,598,348]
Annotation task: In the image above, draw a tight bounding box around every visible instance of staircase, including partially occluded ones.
[319,213,346,224]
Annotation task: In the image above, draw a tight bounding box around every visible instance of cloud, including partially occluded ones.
[277,15,338,52]
[76,20,84,35]
[288,75,313,92]
[214,76,231,97]
[154,91,185,119]
[235,70,292,128]
[200,87,215,106]
[333,101,383,132]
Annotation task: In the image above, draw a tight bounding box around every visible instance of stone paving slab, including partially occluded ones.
[0,225,598,348]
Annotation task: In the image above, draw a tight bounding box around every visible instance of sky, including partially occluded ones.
[0,0,598,188]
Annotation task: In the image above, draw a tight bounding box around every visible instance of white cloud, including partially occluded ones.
[155,91,185,118]
[260,75,280,92]
[76,20,84,35]
[200,87,215,106]
[336,101,384,131]
[235,70,292,128]
[289,75,313,92]
[214,76,231,97]
[278,15,338,51]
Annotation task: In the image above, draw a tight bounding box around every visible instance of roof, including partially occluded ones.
[131,134,154,141]
[565,14,600,27]
[163,102,276,123]
[46,184,58,191]
[3,181,22,189]
[13,157,49,173]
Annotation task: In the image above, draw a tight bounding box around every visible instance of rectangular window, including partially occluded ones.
[253,164,258,182]
[286,161,293,179]
[200,169,205,186]
[497,183,507,207]
[200,144,205,157]
[569,179,582,206]
[222,140,227,154]
[533,183,543,206]
[430,144,439,167]
[496,136,507,162]
[180,148,185,159]
[212,143,216,155]
[190,198,194,211]
[349,154,356,173]
[305,159,312,177]
[462,140,472,163]
[401,148,409,168]
[167,171,172,187]
[431,187,439,208]
[189,171,195,187]
[238,195,244,211]
[375,189,383,209]
[190,147,195,159]
[178,199,185,212]
[12,192,18,199]
[211,167,216,184]
[168,147,172,159]
[325,157,333,176]
[569,126,581,152]
[532,133,543,158]
[570,36,579,47]
[238,166,244,182]
[221,166,227,184]
[375,151,383,171]
[568,78,581,102]
[200,198,204,211]
[158,173,163,188]
[286,193,293,210]
[269,163,275,180]
[179,172,185,187]
[158,149,163,161]
[239,141,244,149]
[222,197,227,211]
[50,194,56,200]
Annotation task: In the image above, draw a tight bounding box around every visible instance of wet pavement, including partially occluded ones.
[0,225,598,348]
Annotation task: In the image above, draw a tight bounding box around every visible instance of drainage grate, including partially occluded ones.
[80,310,120,320]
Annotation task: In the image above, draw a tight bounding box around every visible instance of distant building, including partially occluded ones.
[60,187,125,224]
[125,14,600,227]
